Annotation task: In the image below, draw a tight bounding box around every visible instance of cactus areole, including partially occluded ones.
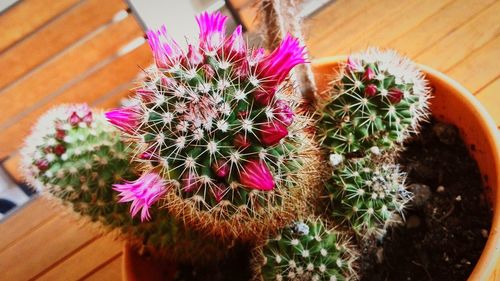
[106,12,309,224]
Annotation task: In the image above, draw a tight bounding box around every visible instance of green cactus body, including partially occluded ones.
[255,219,357,281]
[21,104,227,264]
[318,49,430,155]
[326,157,411,236]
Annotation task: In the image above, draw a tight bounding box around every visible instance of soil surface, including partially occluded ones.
[360,120,493,281]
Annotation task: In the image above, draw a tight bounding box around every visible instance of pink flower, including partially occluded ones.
[388,88,404,104]
[211,183,226,203]
[185,44,204,66]
[182,170,201,193]
[105,106,141,134]
[224,25,246,61]
[364,66,375,80]
[212,159,229,178]
[273,100,294,126]
[137,88,155,103]
[365,84,378,97]
[113,172,167,222]
[239,159,275,191]
[253,34,306,104]
[346,57,363,72]
[196,12,227,53]
[234,133,251,149]
[82,111,93,125]
[147,25,183,69]
[69,112,80,126]
[259,121,288,146]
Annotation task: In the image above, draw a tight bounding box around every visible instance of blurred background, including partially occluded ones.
[0,0,498,227]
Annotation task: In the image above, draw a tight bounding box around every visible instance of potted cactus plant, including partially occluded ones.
[18,8,498,281]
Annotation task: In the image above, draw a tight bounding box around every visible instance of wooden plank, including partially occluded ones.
[0,43,152,158]
[0,0,127,91]
[307,0,409,57]
[83,254,122,281]
[37,235,123,281]
[0,15,143,132]
[0,197,59,252]
[0,213,100,280]
[342,0,457,54]
[306,0,377,49]
[475,79,500,126]
[94,84,135,110]
[446,36,500,92]
[2,152,22,183]
[0,0,79,53]
[415,1,500,71]
[388,0,496,58]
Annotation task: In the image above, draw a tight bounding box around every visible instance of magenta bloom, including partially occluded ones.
[364,66,375,80]
[388,88,404,104]
[113,172,167,222]
[224,25,246,61]
[196,12,227,53]
[137,88,155,103]
[147,25,183,69]
[253,34,306,104]
[212,159,229,178]
[365,84,378,97]
[346,56,363,72]
[273,100,294,126]
[105,106,141,134]
[239,159,275,191]
[182,170,201,193]
[259,121,289,146]
[69,112,80,126]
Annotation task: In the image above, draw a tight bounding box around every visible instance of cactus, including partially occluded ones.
[318,48,430,156]
[253,219,358,281]
[326,157,411,236]
[106,12,320,239]
[21,104,229,264]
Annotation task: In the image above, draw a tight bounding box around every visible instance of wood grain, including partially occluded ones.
[0,0,126,91]
[83,254,123,281]
[475,79,500,126]
[0,43,151,158]
[0,0,79,53]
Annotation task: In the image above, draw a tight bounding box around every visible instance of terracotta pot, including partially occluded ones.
[312,57,500,281]
[122,57,500,280]
[122,243,177,281]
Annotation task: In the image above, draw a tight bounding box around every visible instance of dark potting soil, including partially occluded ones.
[360,119,493,281]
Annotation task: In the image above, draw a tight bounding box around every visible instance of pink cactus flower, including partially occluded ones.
[105,106,141,134]
[233,133,251,149]
[36,159,49,171]
[273,100,294,126]
[346,57,363,72]
[82,111,93,125]
[182,170,201,193]
[113,172,167,222]
[365,84,378,97]
[147,25,183,69]
[259,121,289,146]
[364,66,375,80]
[196,12,227,53]
[54,144,66,156]
[69,112,80,126]
[224,25,246,61]
[239,159,275,191]
[253,34,306,104]
[211,183,226,203]
[186,44,204,66]
[137,88,155,103]
[388,88,404,104]
[212,159,229,178]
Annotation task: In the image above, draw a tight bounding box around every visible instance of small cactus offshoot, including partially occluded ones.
[106,12,318,239]
[326,157,411,236]
[254,219,358,281]
[318,48,430,155]
[21,104,228,264]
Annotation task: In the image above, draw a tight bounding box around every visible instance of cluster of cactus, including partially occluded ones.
[318,49,430,236]
[254,219,357,281]
[105,12,319,239]
[20,104,228,264]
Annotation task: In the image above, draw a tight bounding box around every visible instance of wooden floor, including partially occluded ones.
[1,0,499,280]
